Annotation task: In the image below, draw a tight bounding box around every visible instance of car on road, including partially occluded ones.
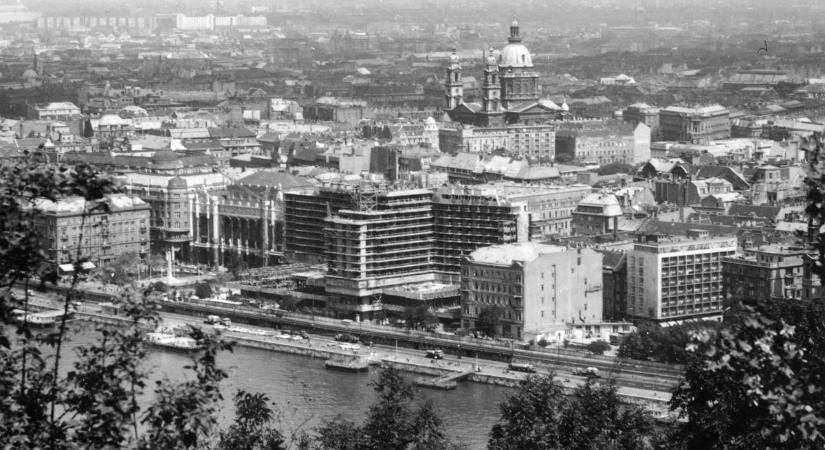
[205,315,221,325]
[334,333,359,343]
[425,349,444,359]
[572,367,600,377]
[508,362,537,373]
[284,330,309,340]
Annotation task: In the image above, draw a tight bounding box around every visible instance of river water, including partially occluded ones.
[61,325,510,449]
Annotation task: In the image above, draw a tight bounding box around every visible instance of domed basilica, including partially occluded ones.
[444,20,565,126]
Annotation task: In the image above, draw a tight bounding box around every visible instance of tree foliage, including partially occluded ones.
[218,390,286,450]
[403,305,439,331]
[476,305,505,338]
[618,321,718,364]
[105,251,141,285]
[195,281,213,299]
[587,340,611,355]
[597,162,635,176]
[670,300,825,449]
[489,374,654,450]
[0,153,237,449]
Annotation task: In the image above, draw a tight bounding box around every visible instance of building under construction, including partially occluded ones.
[325,188,435,312]
[282,182,593,316]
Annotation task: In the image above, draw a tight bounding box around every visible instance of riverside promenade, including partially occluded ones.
[20,287,677,413]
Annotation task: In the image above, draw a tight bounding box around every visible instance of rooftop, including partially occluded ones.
[469,242,567,266]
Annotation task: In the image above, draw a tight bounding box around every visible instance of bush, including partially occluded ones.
[537,338,549,347]
[586,340,611,355]
[194,282,212,299]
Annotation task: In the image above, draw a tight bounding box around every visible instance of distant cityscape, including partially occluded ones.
[0,1,825,412]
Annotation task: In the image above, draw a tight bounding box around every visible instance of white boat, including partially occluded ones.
[145,332,200,352]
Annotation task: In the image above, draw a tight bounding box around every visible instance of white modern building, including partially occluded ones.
[626,231,737,324]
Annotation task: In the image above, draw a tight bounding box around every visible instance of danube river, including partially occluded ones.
[63,326,510,449]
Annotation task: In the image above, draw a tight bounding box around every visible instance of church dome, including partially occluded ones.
[499,19,532,68]
[499,43,533,68]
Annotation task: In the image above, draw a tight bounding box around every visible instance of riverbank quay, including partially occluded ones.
[26,301,674,414]
[158,300,683,392]
[21,287,682,395]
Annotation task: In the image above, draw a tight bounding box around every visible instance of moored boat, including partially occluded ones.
[145,331,200,352]
[324,355,369,372]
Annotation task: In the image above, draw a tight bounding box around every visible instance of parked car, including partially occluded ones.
[426,349,444,359]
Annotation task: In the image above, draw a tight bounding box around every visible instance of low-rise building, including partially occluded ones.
[460,242,603,341]
[572,193,624,236]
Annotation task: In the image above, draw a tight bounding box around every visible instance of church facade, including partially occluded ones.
[444,21,566,127]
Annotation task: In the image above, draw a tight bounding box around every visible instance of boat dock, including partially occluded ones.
[24,309,71,327]
[414,369,474,390]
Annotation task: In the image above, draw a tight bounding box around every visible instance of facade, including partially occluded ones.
[444,21,564,126]
[190,172,315,268]
[432,186,529,281]
[623,103,660,138]
[654,177,734,206]
[659,105,730,144]
[460,242,603,341]
[27,102,82,121]
[118,151,228,259]
[438,124,556,160]
[555,122,650,165]
[722,245,809,302]
[283,186,359,262]
[31,194,150,267]
[486,183,591,240]
[626,232,737,323]
[601,250,628,322]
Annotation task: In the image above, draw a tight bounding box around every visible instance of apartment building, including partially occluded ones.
[659,104,730,144]
[460,242,603,341]
[438,124,556,160]
[31,194,150,268]
[626,231,737,323]
[555,122,650,165]
[722,245,809,301]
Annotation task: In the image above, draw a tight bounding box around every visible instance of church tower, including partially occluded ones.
[481,47,500,113]
[444,49,463,110]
